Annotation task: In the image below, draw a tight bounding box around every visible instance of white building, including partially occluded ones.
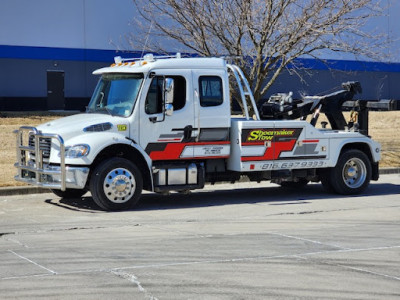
[0,0,399,110]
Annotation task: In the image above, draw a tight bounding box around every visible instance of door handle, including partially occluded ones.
[183,125,193,142]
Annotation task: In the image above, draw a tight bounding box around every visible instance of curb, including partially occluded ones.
[0,168,399,197]
[379,167,400,175]
[0,186,51,197]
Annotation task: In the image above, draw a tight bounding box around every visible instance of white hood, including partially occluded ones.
[36,113,129,142]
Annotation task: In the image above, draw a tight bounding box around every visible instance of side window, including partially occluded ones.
[145,77,163,114]
[145,75,186,114]
[199,76,223,107]
[172,76,186,110]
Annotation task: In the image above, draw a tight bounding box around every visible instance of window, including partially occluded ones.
[145,77,163,114]
[87,73,143,117]
[199,76,223,107]
[145,76,186,114]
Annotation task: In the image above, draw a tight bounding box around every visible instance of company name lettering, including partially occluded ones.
[247,129,294,141]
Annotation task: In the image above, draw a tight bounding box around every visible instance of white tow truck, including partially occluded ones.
[15,54,383,211]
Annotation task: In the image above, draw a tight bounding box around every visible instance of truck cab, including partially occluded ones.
[15,54,381,211]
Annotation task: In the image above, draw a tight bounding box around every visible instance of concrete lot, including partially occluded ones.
[0,174,399,299]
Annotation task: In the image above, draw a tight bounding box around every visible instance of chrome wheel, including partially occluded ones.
[342,157,367,189]
[103,168,136,203]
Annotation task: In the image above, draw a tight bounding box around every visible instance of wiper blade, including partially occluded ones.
[98,107,113,115]
[87,106,113,116]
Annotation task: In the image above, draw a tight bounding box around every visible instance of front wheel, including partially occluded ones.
[90,158,143,211]
[324,149,371,195]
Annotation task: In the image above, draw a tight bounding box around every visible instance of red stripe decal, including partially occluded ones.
[157,138,182,142]
[242,142,266,146]
[302,140,319,143]
[149,141,230,161]
[241,140,297,161]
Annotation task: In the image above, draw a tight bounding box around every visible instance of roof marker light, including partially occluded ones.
[143,53,155,61]
[114,56,122,64]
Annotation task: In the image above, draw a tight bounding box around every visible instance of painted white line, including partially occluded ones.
[1,273,54,280]
[342,265,400,281]
[269,232,350,250]
[4,237,29,248]
[300,245,400,256]
[8,250,57,275]
[3,245,400,282]
[114,245,400,272]
[111,270,158,300]
[299,250,400,282]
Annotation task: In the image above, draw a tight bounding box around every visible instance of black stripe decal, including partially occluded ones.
[277,155,327,160]
[145,143,167,154]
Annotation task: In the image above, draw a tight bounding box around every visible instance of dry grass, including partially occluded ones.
[315,111,400,168]
[0,113,62,187]
[1,111,399,187]
[368,111,400,167]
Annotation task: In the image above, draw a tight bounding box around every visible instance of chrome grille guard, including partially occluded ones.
[14,126,66,191]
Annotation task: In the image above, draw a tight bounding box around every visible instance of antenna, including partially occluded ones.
[141,21,153,59]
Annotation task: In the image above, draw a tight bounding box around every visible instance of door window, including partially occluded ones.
[199,76,223,107]
[145,76,186,114]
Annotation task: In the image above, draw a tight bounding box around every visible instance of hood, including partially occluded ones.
[36,113,130,142]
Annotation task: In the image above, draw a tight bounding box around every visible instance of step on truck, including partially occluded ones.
[14,54,398,211]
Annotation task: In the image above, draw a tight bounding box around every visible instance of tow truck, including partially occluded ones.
[14,54,399,210]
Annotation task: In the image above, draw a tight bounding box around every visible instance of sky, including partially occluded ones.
[0,0,398,62]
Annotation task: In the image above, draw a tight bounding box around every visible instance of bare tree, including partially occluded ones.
[130,0,387,101]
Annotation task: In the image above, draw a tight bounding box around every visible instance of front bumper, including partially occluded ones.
[14,126,89,190]
[15,163,89,189]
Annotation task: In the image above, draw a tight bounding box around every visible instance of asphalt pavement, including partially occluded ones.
[0,174,399,299]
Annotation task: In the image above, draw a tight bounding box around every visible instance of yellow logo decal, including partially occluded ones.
[247,129,294,142]
[117,124,127,131]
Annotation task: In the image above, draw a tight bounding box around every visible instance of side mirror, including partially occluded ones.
[165,103,174,116]
[164,78,174,104]
[163,78,174,116]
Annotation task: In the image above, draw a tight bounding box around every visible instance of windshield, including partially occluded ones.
[87,73,144,117]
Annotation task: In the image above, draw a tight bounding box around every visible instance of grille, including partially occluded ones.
[28,135,52,158]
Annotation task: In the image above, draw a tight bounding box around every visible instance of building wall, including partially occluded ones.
[0,0,399,111]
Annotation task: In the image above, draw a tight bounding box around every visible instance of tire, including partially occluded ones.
[90,157,143,211]
[328,149,371,195]
[319,168,334,193]
[320,172,334,193]
[51,189,87,199]
[280,178,309,188]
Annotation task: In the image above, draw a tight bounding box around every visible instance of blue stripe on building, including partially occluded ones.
[0,45,142,63]
[1,44,400,73]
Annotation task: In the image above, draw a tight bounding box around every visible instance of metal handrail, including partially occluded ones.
[14,127,66,191]
[227,64,260,121]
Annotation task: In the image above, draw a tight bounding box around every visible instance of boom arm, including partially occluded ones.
[259,81,400,135]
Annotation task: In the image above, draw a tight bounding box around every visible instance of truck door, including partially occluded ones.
[139,70,196,160]
[190,69,231,159]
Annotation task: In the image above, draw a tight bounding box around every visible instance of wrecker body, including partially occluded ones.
[15,54,387,210]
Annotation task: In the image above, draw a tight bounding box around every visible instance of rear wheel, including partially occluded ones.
[90,158,143,211]
[51,189,87,199]
[323,149,371,195]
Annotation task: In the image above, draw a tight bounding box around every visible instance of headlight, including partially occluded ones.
[63,144,90,158]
